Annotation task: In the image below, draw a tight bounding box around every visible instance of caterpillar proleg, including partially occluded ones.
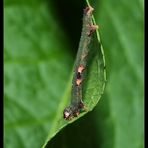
[63,5,98,120]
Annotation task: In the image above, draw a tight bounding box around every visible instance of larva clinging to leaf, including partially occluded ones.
[63,5,98,120]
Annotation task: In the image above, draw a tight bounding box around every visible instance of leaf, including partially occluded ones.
[42,3,106,148]
[4,1,106,148]
[4,1,73,148]
[46,0,144,147]
[94,0,144,147]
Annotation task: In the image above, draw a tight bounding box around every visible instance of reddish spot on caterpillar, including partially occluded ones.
[78,65,85,73]
[87,24,99,36]
[84,6,94,15]
[75,112,80,117]
[76,79,82,86]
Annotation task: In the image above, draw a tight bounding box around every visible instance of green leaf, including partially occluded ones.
[5,0,144,147]
[46,0,144,147]
[41,3,106,148]
[4,1,73,148]
[95,0,144,147]
[4,0,106,148]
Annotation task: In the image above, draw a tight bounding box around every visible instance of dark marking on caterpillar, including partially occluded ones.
[63,5,98,120]
[76,72,81,80]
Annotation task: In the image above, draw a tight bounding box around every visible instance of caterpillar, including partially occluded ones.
[63,5,98,120]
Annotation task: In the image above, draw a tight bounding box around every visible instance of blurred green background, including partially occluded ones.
[4,0,144,148]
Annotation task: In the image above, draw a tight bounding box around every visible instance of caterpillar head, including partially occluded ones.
[63,107,73,120]
[63,106,81,120]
